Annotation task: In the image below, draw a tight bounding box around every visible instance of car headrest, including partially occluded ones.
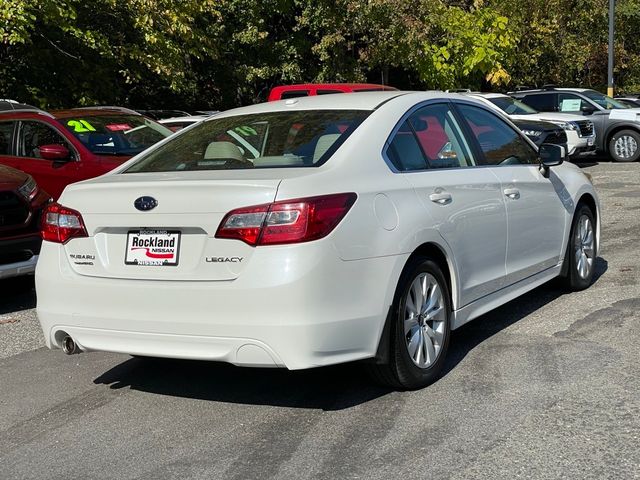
[312,134,341,163]
[411,118,429,132]
[204,141,244,161]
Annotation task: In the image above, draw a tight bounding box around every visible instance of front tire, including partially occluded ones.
[559,204,596,291]
[609,129,640,162]
[369,257,451,390]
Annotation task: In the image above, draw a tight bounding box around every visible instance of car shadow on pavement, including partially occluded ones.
[94,356,392,411]
[93,257,608,411]
[442,256,608,378]
[0,275,36,315]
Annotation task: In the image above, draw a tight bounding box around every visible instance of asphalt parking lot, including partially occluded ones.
[1,161,639,480]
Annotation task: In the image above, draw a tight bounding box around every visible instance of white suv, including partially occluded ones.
[463,92,596,159]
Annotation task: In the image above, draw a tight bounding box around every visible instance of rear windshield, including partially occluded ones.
[62,115,172,156]
[125,110,370,172]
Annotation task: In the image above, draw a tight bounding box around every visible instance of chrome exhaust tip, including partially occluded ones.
[62,335,80,355]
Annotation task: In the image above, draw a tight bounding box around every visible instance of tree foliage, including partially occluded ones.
[1,0,638,109]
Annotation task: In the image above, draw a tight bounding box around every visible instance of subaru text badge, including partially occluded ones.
[134,196,158,211]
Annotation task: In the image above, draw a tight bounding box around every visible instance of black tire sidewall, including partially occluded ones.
[391,258,451,389]
[609,129,640,162]
[567,205,596,290]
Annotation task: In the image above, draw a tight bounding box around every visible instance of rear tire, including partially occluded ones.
[559,204,596,291]
[369,257,451,390]
[608,129,640,162]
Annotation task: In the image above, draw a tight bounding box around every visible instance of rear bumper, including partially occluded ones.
[0,235,41,279]
[36,241,405,369]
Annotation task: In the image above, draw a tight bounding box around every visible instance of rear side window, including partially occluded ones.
[386,121,427,171]
[519,93,557,112]
[0,122,14,155]
[456,104,538,166]
[126,110,370,172]
[316,90,344,95]
[280,91,310,100]
[407,104,475,169]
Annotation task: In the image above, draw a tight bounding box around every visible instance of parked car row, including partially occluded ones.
[459,92,596,159]
[0,82,629,284]
[511,86,640,162]
[0,101,173,199]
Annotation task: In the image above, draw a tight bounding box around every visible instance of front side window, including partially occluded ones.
[557,93,593,113]
[19,121,69,159]
[0,121,15,155]
[456,104,538,166]
[126,110,370,172]
[61,115,171,156]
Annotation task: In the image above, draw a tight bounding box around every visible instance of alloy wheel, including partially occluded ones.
[614,135,638,159]
[403,273,446,368]
[574,214,595,280]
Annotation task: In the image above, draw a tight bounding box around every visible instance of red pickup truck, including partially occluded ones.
[268,83,397,101]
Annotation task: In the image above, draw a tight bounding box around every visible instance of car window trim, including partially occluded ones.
[450,99,540,167]
[17,119,79,162]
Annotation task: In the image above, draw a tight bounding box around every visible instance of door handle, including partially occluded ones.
[503,188,520,200]
[429,192,452,205]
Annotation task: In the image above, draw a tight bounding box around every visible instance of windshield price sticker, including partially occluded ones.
[125,230,181,266]
[560,99,582,112]
[106,123,132,132]
[67,119,97,132]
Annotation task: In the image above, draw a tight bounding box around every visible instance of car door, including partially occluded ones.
[13,120,80,199]
[556,92,608,150]
[454,102,567,286]
[385,102,508,307]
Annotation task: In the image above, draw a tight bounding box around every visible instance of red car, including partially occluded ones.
[268,83,397,101]
[0,164,51,279]
[0,103,172,199]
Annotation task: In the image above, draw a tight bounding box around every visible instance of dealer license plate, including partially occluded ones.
[125,230,181,266]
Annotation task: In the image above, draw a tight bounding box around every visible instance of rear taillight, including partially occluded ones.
[41,203,88,244]
[216,193,357,246]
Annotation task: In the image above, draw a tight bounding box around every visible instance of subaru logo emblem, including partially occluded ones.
[134,196,158,211]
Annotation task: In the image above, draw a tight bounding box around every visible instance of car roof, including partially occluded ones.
[159,115,208,123]
[511,87,591,94]
[467,92,508,99]
[210,91,480,119]
[50,106,142,119]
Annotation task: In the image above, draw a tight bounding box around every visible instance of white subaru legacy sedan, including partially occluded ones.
[36,92,599,389]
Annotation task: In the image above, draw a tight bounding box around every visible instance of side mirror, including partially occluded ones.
[39,144,71,161]
[581,105,596,115]
[539,143,565,168]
